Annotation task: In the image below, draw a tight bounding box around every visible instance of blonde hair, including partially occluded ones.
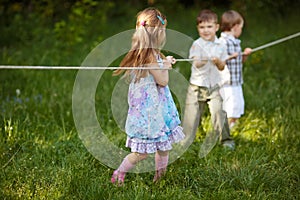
[220,10,243,32]
[113,8,167,81]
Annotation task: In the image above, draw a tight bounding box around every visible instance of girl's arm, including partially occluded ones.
[150,67,169,86]
[149,56,175,86]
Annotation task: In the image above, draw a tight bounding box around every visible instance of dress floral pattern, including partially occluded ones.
[125,73,185,153]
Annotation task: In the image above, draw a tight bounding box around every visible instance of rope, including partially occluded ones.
[249,31,300,53]
[0,65,167,70]
[0,32,299,70]
[0,59,205,70]
[174,58,195,62]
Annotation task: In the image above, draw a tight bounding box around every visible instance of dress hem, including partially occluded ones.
[126,126,185,154]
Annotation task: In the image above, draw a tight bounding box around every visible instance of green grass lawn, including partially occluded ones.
[1,4,300,200]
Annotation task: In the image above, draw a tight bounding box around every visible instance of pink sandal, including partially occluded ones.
[111,170,125,186]
[153,168,166,183]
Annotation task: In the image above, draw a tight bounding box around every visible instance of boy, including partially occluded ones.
[182,9,235,150]
[219,10,252,129]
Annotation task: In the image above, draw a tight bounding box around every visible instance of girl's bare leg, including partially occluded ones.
[153,150,169,182]
[111,152,147,185]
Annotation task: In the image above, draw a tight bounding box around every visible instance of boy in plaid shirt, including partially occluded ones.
[219,10,252,129]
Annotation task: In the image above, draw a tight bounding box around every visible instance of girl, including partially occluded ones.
[111,8,184,185]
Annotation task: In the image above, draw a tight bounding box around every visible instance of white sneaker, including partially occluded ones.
[222,141,235,150]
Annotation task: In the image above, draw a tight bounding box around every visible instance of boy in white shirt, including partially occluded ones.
[182,9,235,150]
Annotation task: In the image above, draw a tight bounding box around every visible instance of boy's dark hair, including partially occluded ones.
[196,9,218,25]
[220,10,243,32]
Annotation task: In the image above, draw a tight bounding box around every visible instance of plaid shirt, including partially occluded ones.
[220,32,243,85]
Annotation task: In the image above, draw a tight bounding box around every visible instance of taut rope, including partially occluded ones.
[0,32,299,70]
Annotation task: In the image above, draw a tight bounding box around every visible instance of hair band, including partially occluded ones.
[157,15,165,25]
[140,21,146,26]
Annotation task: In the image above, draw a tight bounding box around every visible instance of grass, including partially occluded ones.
[1,3,300,200]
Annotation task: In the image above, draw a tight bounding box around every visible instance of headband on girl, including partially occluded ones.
[140,21,146,26]
[157,15,165,25]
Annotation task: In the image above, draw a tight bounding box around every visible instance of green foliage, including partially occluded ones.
[54,0,102,45]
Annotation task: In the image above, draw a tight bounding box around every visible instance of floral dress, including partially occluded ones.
[125,73,185,153]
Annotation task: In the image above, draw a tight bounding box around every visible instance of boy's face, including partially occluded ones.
[233,21,244,38]
[197,20,219,41]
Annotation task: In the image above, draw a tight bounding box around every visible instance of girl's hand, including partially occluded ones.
[166,56,176,65]
[160,56,175,69]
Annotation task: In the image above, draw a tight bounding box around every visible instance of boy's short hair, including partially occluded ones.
[196,9,218,25]
[221,10,243,32]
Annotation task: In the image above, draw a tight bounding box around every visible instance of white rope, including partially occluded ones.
[0,65,166,70]
[0,32,299,70]
[0,59,205,70]
[249,31,300,53]
[175,58,195,62]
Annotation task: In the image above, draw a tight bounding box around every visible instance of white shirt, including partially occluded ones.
[189,37,230,88]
